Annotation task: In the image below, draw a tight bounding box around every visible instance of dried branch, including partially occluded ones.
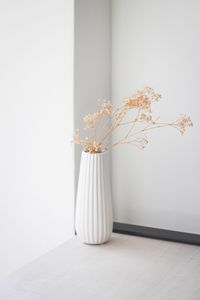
[72,87,193,153]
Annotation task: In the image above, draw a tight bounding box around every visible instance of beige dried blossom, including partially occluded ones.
[83,100,113,129]
[124,96,150,110]
[175,114,193,134]
[99,100,112,116]
[138,137,149,149]
[139,113,154,123]
[124,86,161,110]
[72,87,192,153]
[128,137,149,150]
[82,140,102,153]
[143,86,161,101]
[83,112,99,129]
[72,130,102,153]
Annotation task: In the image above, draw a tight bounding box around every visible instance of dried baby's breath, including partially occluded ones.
[139,113,154,123]
[99,100,112,116]
[83,100,113,129]
[72,87,193,153]
[176,115,193,135]
[123,86,161,110]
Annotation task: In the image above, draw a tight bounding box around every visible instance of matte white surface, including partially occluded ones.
[112,0,200,234]
[0,233,200,300]
[0,0,74,279]
[76,152,113,244]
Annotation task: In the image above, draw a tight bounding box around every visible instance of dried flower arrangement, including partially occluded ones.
[73,86,193,153]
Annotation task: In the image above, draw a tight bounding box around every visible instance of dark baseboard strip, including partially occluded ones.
[113,222,200,246]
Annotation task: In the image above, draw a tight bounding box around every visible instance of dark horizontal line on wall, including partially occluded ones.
[113,222,200,246]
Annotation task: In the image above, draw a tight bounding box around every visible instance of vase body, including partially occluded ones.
[75,151,113,244]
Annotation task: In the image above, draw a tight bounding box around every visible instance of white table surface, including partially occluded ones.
[0,233,200,300]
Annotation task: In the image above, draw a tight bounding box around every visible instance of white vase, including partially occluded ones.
[75,151,113,244]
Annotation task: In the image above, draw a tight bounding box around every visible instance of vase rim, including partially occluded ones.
[82,150,108,156]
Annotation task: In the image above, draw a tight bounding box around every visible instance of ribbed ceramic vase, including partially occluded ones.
[75,151,113,244]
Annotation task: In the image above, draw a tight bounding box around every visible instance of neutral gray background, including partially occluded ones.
[74,0,111,190]
[112,0,200,234]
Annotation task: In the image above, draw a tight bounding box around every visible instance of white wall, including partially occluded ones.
[112,0,200,234]
[74,0,111,189]
[0,0,74,279]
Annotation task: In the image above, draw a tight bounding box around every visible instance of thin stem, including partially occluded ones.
[124,109,141,139]
[99,107,127,144]
[92,128,96,142]
[107,122,178,151]
[131,123,176,137]
[97,116,112,142]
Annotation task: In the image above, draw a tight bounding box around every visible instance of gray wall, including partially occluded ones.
[112,0,200,233]
[74,0,111,191]
[0,0,74,278]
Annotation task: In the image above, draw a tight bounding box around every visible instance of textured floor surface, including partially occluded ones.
[0,233,200,300]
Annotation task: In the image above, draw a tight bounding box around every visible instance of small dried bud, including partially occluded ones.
[176,115,193,134]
